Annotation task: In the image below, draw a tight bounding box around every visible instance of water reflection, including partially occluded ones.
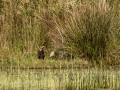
[0,68,120,90]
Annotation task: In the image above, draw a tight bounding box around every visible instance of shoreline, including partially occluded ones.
[0,65,119,70]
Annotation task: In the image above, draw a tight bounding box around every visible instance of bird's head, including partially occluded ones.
[40,46,45,51]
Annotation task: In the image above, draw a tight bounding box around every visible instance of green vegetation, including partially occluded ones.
[0,0,120,68]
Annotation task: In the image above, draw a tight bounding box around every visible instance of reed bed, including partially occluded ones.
[0,0,120,67]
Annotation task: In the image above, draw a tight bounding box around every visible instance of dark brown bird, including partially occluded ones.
[37,46,45,59]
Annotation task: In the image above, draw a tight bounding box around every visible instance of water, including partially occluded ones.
[0,68,120,90]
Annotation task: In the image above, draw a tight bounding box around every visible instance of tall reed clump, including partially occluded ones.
[52,1,120,65]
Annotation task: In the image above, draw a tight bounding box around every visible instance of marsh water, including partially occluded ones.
[0,68,120,90]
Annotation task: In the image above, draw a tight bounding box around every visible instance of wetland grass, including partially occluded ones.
[0,57,90,69]
[0,0,120,68]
